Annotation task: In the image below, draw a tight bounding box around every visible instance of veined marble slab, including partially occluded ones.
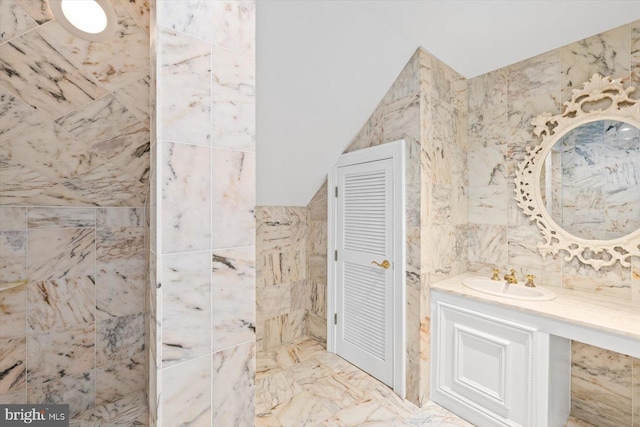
[212,340,255,426]
[27,370,95,418]
[27,323,95,385]
[37,0,150,92]
[158,1,212,42]
[0,207,26,231]
[0,230,26,282]
[0,1,37,43]
[0,154,55,205]
[0,285,26,339]
[55,95,145,148]
[0,336,26,394]
[27,277,95,333]
[212,1,255,57]
[95,356,144,405]
[14,0,53,25]
[212,246,256,352]
[96,207,144,228]
[161,355,211,426]
[113,75,151,129]
[121,0,150,35]
[96,227,145,320]
[62,163,146,207]
[27,227,95,281]
[0,28,107,120]
[26,207,95,229]
[161,251,212,367]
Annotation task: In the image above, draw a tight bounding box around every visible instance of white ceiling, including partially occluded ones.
[256,1,640,206]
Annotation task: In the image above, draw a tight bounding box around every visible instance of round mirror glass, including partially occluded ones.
[539,120,640,240]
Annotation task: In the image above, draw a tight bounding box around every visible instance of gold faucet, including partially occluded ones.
[491,268,501,281]
[504,269,518,284]
[525,274,536,287]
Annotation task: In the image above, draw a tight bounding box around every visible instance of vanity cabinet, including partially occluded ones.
[431,291,571,427]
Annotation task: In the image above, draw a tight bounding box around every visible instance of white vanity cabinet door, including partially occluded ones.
[433,301,535,427]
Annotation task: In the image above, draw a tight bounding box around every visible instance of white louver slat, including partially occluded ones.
[344,170,386,256]
[343,262,386,360]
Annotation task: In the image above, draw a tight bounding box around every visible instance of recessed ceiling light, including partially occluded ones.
[49,0,117,42]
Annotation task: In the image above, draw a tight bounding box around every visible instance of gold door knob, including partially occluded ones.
[371,260,391,269]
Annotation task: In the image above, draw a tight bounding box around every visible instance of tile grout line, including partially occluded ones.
[210,5,215,424]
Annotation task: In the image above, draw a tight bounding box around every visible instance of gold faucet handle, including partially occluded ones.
[503,269,518,284]
[525,274,536,287]
[491,268,500,281]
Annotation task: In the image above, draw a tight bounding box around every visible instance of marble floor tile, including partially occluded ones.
[257,339,472,427]
[320,398,399,427]
[256,371,295,415]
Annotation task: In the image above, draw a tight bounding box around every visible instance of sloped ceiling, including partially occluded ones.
[0,0,151,207]
[256,1,640,206]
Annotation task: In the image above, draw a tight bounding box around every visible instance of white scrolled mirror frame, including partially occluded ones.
[514,74,640,270]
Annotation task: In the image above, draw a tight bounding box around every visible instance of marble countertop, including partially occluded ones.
[430,273,640,340]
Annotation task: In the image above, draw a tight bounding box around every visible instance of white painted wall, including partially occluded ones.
[257,1,640,206]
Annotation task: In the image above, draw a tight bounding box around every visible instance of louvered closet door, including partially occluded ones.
[336,158,394,386]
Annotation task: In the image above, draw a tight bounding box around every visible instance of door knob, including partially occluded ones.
[371,260,391,269]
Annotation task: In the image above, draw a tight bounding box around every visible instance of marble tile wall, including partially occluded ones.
[150,1,256,425]
[0,0,151,207]
[0,207,146,417]
[256,206,308,351]
[466,20,640,427]
[0,0,150,420]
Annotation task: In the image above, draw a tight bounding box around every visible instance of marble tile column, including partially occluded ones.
[149,1,255,425]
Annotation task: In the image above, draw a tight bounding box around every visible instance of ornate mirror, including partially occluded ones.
[514,74,640,270]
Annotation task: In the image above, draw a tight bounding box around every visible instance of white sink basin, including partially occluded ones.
[462,277,555,301]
